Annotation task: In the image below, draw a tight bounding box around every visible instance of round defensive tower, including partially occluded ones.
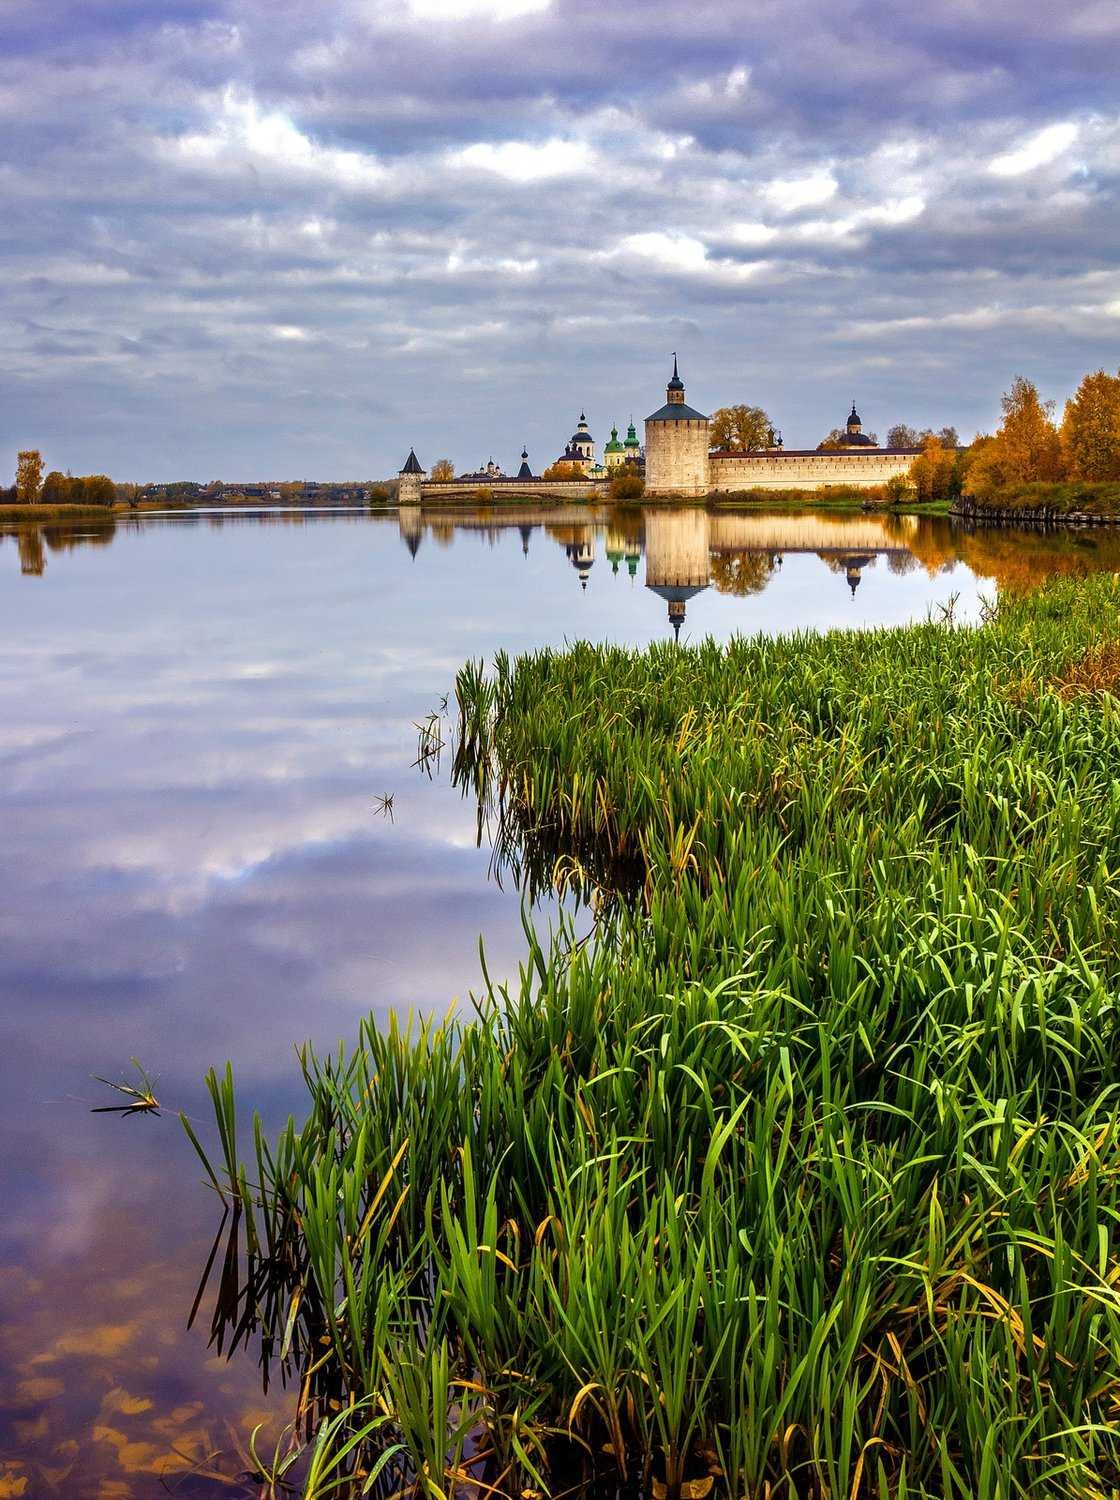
[644,357,710,498]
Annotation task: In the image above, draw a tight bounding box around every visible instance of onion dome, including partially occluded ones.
[604,425,624,455]
[625,419,640,449]
[667,354,684,392]
[517,448,533,480]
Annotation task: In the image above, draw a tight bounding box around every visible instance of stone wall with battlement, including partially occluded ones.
[417,479,611,503]
[709,449,922,492]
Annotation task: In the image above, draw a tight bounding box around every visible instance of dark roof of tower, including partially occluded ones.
[570,431,594,446]
[842,432,877,447]
[667,354,684,392]
[847,404,861,426]
[646,402,708,422]
[400,448,424,474]
[517,460,533,479]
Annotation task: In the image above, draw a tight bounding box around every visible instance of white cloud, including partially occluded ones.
[270,325,311,340]
[405,0,550,18]
[163,89,388,192]
[611,231,772,284]
[761,169,838,214]
[448,138,594,181]
[730,222,779,246]
[620,231,710,273]
[989,121,1079,176]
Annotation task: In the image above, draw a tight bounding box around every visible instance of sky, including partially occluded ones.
[1,0,1118,482]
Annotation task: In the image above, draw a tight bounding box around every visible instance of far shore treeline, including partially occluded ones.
[6,367,1119,515]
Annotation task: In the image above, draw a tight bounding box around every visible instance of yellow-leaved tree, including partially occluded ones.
[16,450,43,503]
[709,405,773,452]
[1061,370,1120,481]
[430,458,455,482]
[909,436,957,502]
[965,377,1064,497]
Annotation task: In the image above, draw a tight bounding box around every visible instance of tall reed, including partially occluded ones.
[189,575,1120,1499]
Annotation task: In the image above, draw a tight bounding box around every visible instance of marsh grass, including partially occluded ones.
[189,576,1120,1499]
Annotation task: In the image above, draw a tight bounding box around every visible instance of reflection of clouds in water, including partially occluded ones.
[0,1193,286,1496]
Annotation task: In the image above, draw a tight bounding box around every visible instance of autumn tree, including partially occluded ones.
[909,436,957,502]
[40,470,72,504]
[430,458,455,483]
[81,475,116,506]
[887,423,960,449]
[542,462,581,480]
[16,450,43,504]
[609,464,644,500]
[709,404,773,452]
[966,377,1064,497]
[1061,370,1120,481]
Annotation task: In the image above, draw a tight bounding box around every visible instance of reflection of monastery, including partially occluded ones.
[398,504,929,636]
[399,359,934,502]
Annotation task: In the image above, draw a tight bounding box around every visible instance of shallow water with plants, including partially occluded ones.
[1,505,1120,1497]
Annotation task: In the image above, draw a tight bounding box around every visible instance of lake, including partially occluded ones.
[1,503,1118,1496]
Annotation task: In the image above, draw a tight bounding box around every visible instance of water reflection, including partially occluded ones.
[1,504,1118,1495]
[8,505,1119,635]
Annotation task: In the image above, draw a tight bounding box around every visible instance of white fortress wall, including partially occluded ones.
[709,451,918,492]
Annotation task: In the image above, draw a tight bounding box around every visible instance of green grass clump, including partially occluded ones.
[190,577,1120,1499]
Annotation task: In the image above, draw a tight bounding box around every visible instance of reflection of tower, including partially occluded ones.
[840,553,874,596]
[398,505,423,558]
[518,523,533,556]
[605,523,629,575]
[18,529,45,576]
[644,509,710,638]
[566,535,595,590]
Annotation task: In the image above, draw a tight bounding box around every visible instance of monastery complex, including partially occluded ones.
[399,359,934,502]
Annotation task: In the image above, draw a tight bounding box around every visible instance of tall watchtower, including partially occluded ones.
[644,357,710,498]
[398,448,426,505]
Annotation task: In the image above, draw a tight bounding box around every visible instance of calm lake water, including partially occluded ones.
[1,504,1118,1496]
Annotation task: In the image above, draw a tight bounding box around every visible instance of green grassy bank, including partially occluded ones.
[192,578,1120,1499]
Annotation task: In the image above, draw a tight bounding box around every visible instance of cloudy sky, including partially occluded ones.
[2,0,1118,481]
